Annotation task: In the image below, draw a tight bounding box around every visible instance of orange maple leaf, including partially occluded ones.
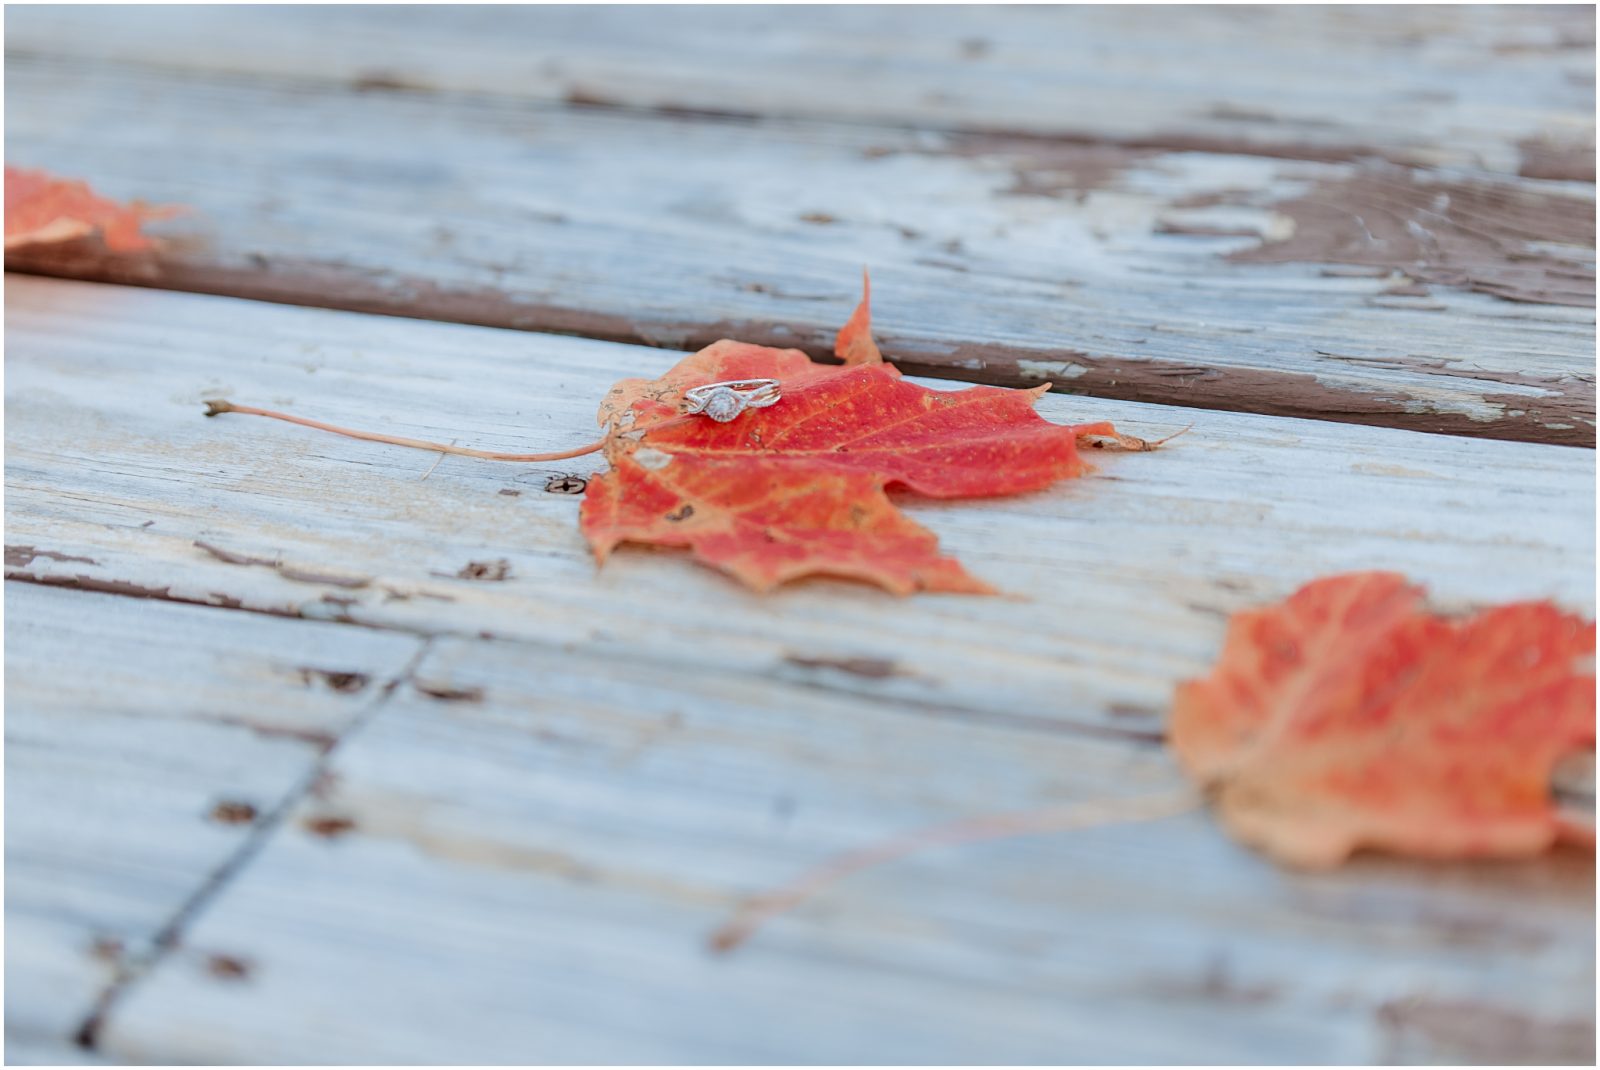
[581,278,1143,594]
[1171,572,1595,866]
[5,166,175,253]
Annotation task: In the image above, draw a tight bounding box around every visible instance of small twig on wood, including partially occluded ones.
[203,399,605,462]
[708,787,1200,953]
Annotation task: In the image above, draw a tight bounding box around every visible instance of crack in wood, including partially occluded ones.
[194,540,373,588]
[15,252,1591,447]
[6,544,99,568]
[69,637,434,1052]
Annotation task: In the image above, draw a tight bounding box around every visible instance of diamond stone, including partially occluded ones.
[703,387,741,422]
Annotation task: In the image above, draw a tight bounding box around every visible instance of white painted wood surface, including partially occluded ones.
[98,634,1597,1065]
[6,5,1591,175]
[5,5,1594,1057]
[6,276,1593,737]
[4,581,422,1060]
[5,276,1594,1060]
[6,55,1593,444]
[3,1036,109,1068]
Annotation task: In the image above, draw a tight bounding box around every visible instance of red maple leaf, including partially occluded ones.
[5,166,175,253]
[1170,572,1595,866]
[199,274,1156,594]
[580,278,1149,594]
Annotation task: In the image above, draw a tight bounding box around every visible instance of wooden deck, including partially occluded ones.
[5,6,1595,1065]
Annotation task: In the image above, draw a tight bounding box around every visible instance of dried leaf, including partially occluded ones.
[1171,572,1595,866]
[582,279,1143,593]
[5,166,175,252]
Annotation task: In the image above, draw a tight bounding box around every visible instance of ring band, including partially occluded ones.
[682,379,782,422]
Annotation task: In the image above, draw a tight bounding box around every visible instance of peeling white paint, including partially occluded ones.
[1261,211,1297,243]
[633,448,673,470]
[1017,360,1090,381]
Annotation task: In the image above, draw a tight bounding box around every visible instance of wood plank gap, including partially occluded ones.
[2,569,1163,753]
[7,53,1592,446]
[3,568,431,638]
[9,263,1592,450]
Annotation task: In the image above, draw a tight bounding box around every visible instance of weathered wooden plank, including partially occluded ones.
[6,276,1594,753]
[93,633,1596,1064]
[6,278,1593,1063]
[6,5,1592,176]
[4,55,1594,445]
[3,581,422,1059]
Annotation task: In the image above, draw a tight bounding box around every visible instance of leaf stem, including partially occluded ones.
[203,399,605,462]
[1074,422,1193,452]
[708,787,1200,953]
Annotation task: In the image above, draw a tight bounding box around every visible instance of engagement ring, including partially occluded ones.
[682,379,782,422]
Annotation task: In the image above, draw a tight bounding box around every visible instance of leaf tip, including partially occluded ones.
[835,267,883,366]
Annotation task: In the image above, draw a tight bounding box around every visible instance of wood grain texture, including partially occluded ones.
[4,54,1594,445]
[5,278,1593,1063]
[96,633,1596,1064]
[6,277,1594,743]
[6,5,1592,174]
[4,581,421,1060]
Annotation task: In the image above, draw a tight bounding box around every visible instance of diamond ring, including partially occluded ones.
[681,379,782,422]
